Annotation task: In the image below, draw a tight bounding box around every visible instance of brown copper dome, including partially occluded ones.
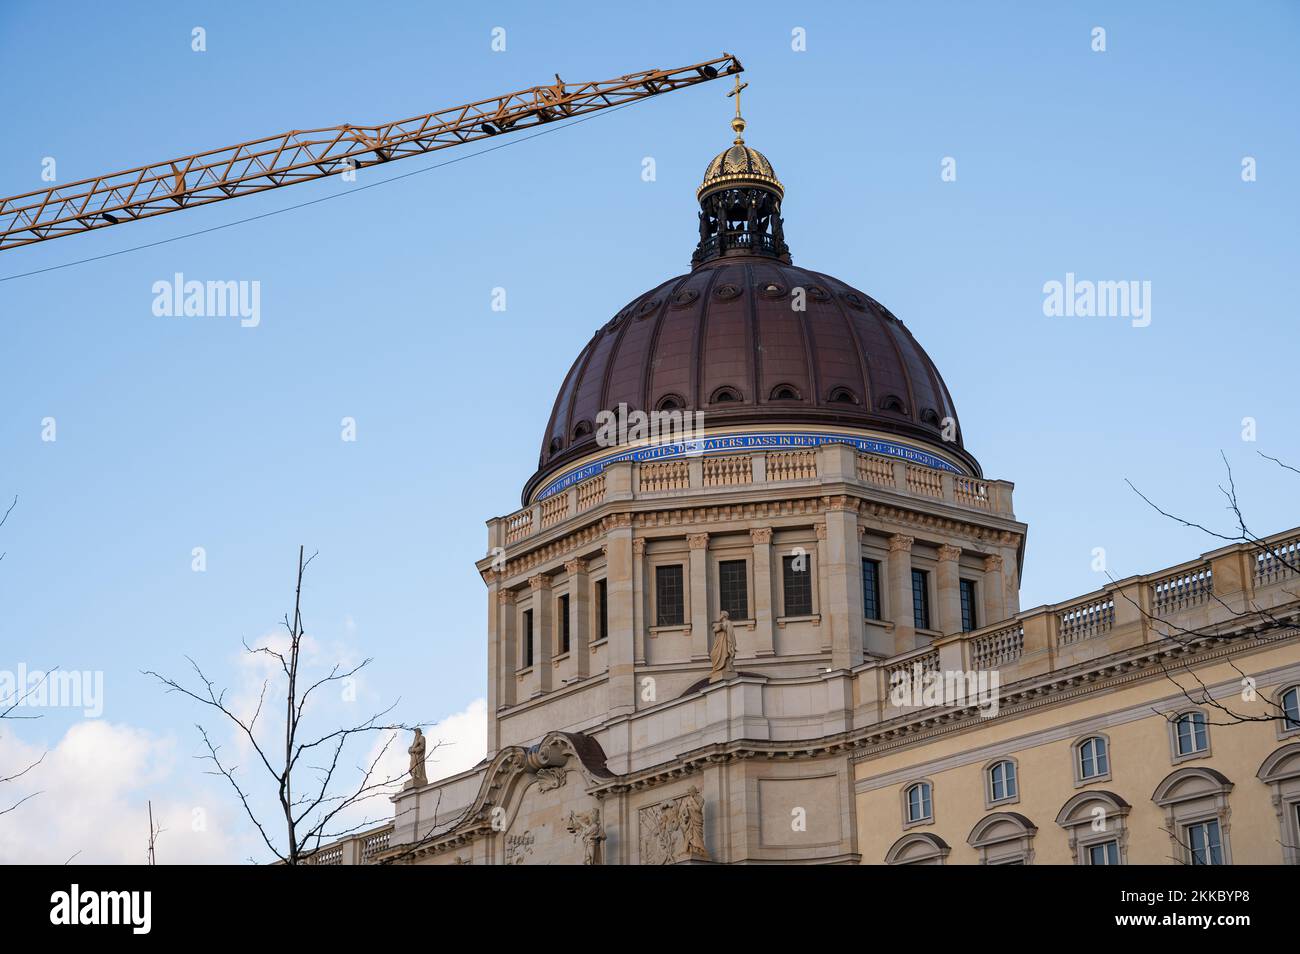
[524,124,978,503]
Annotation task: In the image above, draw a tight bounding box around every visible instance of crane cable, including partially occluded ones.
[0,98,643,284]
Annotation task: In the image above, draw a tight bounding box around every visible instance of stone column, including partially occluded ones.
[606,516,636,716]
[888,534,915,654]
[632,538,647,665]
[824,499,865,670]
[565,558,590,679]
[815,522,831,652]
[936,544,963,636]
[750,528,775,657]
[529,574,553,696]
[983,554,1007,625]
[688,532,711,661]
[490,582,514,754]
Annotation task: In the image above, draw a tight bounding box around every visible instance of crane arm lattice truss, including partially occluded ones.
[0,53,742,251]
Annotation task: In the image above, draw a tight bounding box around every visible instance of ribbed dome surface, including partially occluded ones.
[527,257,977,501]
[698,142,783,200]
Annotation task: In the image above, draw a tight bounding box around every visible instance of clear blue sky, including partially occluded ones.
[1,1,1296,861]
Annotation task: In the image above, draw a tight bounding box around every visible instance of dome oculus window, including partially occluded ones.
[655,394,686,412]
[572,420,593,440]
[548,437,563,454]
[769,384,801,401]
[921,408,941,427]
[880,395,906,414]
[828,387,859,405]
[710,386,742,404]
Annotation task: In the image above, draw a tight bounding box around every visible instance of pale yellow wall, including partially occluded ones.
[855,642,1300,864]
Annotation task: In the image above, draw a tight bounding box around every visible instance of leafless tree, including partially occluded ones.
[144,546,433,864]
[0,495,48,819]
[1126,451,1300,730]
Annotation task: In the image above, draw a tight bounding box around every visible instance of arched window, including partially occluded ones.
[769,384,801,401]
[988,759,1018,805]
[828,387,859,405]
[710,386,742,404]
[1056,790,1131,865]
[884,832,949,865]
[968,812,1037,865]
[1172,710,1210,760]
[1075,735,1110,783]
[548,437,562,454]
[903,781,933,826]
[1281,686,1300,735]
[880,394,906,413]
[655,394,685,412]
[1152,767,1234,865]
[1257,743,1300,865]
[572,420,593,440]
[920,408,941,427]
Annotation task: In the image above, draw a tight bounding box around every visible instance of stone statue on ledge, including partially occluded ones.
[566,808,605,865]
[405,727,428,790]
[678,785,708,860]
[708,610,737,683]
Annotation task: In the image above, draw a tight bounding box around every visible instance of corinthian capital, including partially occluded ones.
[983,553,1004,572]
[937,544,962,562]
[749,527,773,545]
[528,574,551,591]
[888,533,914,553]
[687,533,710,551]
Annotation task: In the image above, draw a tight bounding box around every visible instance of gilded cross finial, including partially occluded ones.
[726,73,748,143]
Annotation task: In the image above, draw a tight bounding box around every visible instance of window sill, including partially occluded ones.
[649,624,690,637]
[1171,747,1211,766]
[589,638,608,649]
[986,794,1021,810]
[515,666,534,678]
[1074,772,1113,790]
[554,651,571,663]
[777,613,821,628]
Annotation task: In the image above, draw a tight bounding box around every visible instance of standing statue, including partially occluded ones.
[566,808,605,865]
[708,611,737,683]
[746,194,760,244]
[678,785,708,860]
[406,727,428,789]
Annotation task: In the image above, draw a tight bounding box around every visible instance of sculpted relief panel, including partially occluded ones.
[638,786,710,864]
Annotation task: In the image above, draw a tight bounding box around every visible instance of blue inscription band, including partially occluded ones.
[535,431,963,501]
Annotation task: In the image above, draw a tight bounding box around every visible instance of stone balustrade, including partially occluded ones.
[303,824,394,865]
[860,530,1300,724]
[489,441,1016,551]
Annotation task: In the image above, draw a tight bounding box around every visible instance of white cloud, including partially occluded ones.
[0,720,250,864]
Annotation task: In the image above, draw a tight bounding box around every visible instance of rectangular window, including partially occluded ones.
[1186,820,1223,865]
[1087,840,1119,865]
[782,554,812,617]
[719,559,749,620]
[596,579,608,642]
[959,579,978,632]
[521,609,534,669]
[558,594,571,655]
[862,559,881,621]
[911,569,931,630]
[655,565,684,627]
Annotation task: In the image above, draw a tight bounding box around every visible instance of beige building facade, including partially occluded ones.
[309,120,1300,867]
